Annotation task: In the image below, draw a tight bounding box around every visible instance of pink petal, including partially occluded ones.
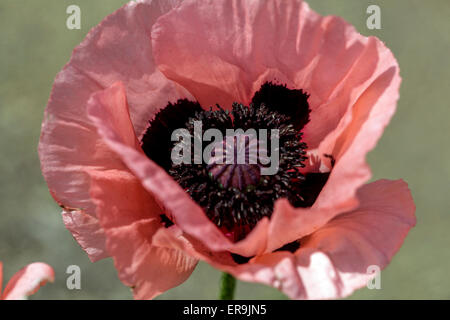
[161,179,415,299]
[229,218,270,256]
[152,0,301,109]
[152,0,401,251]
[289,179,416,298]
[39,0,189,259]
[87,81,269,257]
[2,263,54,300]
[246,179,415,299]
[268,51,401,250]
[88,168,198,299]
[152,0,385,134]
[86,83,198,298]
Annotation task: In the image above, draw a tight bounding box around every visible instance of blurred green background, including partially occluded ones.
[0,0,449,299]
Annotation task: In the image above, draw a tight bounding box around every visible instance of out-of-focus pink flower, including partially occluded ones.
[0,262,54,300]
[39,0,415,299]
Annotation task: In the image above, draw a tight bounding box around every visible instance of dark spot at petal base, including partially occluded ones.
[160,214,174,228]
[252,81,310,131]
[291,172,330,208]
[231,240,301,265]
[231,253,252,265]
[141,99,203,171]
[274,239,301,253]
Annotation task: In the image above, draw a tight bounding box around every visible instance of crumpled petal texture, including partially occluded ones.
[39,0,415,299]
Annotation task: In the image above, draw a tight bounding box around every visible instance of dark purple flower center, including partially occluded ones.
[141,82,330,242]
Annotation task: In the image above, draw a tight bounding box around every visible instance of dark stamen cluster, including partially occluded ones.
[141,82,330,244]
[169,102,307,240]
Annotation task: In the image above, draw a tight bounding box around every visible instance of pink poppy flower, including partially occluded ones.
[0,262,54,300]
[39,0,415,299]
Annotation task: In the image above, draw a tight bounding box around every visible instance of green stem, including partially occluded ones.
[219,272,236,300]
